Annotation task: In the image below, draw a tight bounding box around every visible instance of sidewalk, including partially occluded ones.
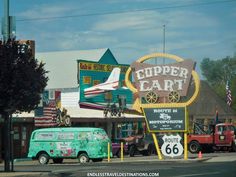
[0,172,47,177]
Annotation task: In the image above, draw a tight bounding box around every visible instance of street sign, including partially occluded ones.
[143,107,186,132]
[161,134,183,158]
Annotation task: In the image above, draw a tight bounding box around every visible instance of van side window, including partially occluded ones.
[78,132,92,140]
[58,132,74,140]
[93,131,108,140]
[35,132,55,140]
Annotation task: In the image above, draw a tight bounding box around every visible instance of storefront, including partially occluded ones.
[0,116,34,161]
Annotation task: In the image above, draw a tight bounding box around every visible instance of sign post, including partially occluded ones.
[125,53,200,160]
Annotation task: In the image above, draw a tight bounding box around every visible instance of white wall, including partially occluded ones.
[61,91,79,107]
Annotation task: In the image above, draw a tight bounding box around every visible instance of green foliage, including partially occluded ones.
[0,40,48,114]
[200,56,236,109]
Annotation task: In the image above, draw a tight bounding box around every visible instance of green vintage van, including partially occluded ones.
[28,127,112,164]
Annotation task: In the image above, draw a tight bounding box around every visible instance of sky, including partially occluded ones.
[1,0,236,76]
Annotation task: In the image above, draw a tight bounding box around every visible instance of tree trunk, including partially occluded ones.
[3,112,11,172]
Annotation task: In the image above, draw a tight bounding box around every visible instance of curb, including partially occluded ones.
[2,156,212,165]
[102,157,212,164]
[14,158,32,163]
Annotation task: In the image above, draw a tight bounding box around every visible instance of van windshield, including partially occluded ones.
[93,130,109,140]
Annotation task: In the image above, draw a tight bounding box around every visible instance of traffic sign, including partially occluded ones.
[161,134,183,157]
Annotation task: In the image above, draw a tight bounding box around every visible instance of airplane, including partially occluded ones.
[84,67,121,98]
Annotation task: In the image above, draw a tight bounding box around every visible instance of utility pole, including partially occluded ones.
[2,0,14,172]
[3,0,10,41]
[3,0,11,172]
[2,0,15,41]
[163,24,166,64]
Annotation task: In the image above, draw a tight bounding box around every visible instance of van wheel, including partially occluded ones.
[78,153,89,163]
[189,141,201,153]
[38,153,49,165]
[53,158,63,164]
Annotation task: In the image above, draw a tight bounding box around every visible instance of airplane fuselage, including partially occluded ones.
[84,81,119,98]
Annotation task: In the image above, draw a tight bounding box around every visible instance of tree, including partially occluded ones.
[200,56,236,109]
[0,40,48,171]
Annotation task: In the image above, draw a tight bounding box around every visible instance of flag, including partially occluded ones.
[226,81,232,106]
[35,105,58,127]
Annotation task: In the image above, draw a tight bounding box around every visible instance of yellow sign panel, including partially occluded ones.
[79,62,129,73]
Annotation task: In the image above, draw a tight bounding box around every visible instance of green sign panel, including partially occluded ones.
[143,107,186,132]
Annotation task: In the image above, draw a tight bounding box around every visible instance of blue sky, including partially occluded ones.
[1,0,236,75]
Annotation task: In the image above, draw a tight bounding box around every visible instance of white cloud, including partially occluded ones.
[92,9,218,33]
[92,12,158,31]
[17,4,78,19]
[32,30,118,52]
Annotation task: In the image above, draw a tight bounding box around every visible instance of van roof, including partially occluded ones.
[33,127,104,132]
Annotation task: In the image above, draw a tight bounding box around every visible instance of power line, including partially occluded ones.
[16,0,236,22]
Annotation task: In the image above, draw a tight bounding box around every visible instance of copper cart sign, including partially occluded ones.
[125,53,200,160]
[131,59,195,103]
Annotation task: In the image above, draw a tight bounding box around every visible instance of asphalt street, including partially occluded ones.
[0,152,236,177]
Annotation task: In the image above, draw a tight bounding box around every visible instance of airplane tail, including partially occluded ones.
[105,67,121,84]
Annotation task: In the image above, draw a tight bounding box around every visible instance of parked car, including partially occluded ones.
[122,134,158,157]
[112,139,128,158]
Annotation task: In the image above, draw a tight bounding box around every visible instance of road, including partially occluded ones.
[0,152,236,177]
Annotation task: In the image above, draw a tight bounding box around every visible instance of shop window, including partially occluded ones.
[83,76,91,84]
[93,80,100,86]
[49,90,55,100]
[118,95,126,108]
[22,126,26,140]
[13,127,19,140]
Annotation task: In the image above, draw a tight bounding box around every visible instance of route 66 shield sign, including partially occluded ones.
[161,134,183,157]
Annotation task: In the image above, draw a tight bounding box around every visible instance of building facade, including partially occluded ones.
[0,49,236,161]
